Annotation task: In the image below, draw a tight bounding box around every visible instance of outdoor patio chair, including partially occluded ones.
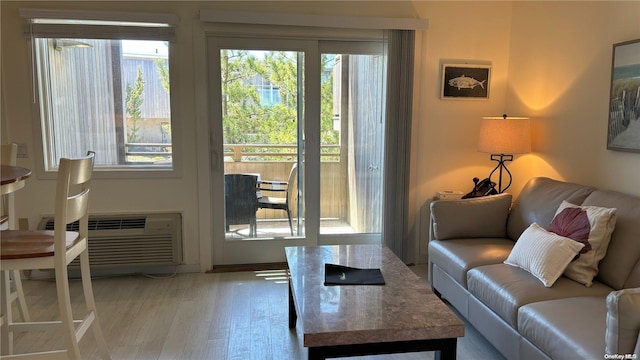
[225,174,259,237]
[258,163,298,236]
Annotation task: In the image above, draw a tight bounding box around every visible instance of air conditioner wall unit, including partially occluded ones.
[37,213,183,270]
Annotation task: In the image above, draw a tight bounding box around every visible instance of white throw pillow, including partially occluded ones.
[548,201,617,287]
[505,223,585,287]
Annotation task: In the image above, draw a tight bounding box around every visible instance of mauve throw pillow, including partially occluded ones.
[548,200,617,287]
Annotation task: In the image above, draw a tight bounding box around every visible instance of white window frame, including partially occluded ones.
[21,8,181,179]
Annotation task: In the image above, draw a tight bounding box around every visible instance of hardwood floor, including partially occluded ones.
[6,265,504,359]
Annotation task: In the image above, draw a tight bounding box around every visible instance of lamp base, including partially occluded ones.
[488,154,513,193]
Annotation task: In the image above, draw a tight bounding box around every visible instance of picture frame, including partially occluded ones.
[441,63,491,99]
[607,39,640,152]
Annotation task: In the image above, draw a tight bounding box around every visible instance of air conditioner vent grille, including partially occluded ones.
[38,213,182,270]
[43,217,147,231]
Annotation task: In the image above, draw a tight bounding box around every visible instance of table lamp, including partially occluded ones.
[477,114,531,193]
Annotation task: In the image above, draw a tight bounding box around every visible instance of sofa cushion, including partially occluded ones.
[548,200,617,287]
[467,263,613,327]
[428,238,513,288]
[430,193,512,240]
[518,296,606,359]
[505,223,585,287]
[606,287,640,355]
[584,189,640,289]
[507,177,595,241]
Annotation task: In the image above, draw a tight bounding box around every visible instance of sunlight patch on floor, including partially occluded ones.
[255,269,290,284]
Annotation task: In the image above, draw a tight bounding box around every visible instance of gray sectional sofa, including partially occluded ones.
[428,177,640,359]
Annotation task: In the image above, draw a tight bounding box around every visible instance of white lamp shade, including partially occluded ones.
[478,117,531,154]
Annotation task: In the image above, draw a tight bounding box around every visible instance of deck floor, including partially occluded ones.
[226,219,356,240]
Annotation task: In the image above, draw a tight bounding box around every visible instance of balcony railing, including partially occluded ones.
[124,142,347,221]
[223,144,340,162]
[126,143,362,231]
[125,142,172,157]
[124,143,340,161]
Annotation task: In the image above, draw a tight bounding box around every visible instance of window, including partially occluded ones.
[21,9,177,174]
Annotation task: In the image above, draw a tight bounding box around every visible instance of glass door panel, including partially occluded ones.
[208,36,315,266]
[319,51,386,238]
[221,49,305,240]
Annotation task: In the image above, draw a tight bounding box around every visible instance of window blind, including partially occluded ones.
[20,8,178,40]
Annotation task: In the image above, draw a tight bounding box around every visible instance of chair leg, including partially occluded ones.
[1,271,13,355]
[80,251,111,359]
[11,270,31,322]
[250,217,257,237]
[249,215,258,237]
[55,261,82,359]
[286,208,293,236]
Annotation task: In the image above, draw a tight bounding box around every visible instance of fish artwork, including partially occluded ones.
[448,75,486,90]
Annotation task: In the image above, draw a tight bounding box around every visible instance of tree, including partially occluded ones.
[221,50,265,145]
[154,41,170,95]
[125,66,145,143]
[221,50,339,160]
[155,58,170,95]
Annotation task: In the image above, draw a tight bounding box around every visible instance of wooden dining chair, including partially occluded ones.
[0,152,111,359]
[1,143,18,229]
[258,163,298,236]
[0,143,31,329]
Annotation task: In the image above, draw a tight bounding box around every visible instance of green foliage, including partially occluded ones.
[155,58,170,95]
[320,55,339,147]
[221,50,339,160]
[125,66,145,143]
[154,41,170,95]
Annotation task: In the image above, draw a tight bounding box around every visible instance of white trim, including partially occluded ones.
[19,8,178,25]
[199,9,427,30]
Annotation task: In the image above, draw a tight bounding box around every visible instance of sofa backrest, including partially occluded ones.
[583,189,640,290]
[507,177,596,241]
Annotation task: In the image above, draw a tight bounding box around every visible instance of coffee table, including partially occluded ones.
[285,244,464,360]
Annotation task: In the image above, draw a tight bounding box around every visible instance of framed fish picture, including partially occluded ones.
[441,63,491,99]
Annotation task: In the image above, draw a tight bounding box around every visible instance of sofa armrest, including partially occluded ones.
[606,287,640,356]
[430,193,512,240]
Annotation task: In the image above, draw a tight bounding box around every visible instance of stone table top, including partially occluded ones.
[285,244,465,347]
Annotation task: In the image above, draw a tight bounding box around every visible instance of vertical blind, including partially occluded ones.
[383,29,416,261]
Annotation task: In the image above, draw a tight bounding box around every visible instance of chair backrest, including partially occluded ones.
[286,163,299,207]
[1,143,18,166]
[53,152,95,256]
[224,174,258,226]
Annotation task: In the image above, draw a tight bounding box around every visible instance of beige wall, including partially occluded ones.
[411,1,640,263]
[410,2,514,261]
[507,2,640,194]
[1,1,638,268]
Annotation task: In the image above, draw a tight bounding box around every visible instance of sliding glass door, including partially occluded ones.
[318,43,386,242]
[208,37,387,265]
